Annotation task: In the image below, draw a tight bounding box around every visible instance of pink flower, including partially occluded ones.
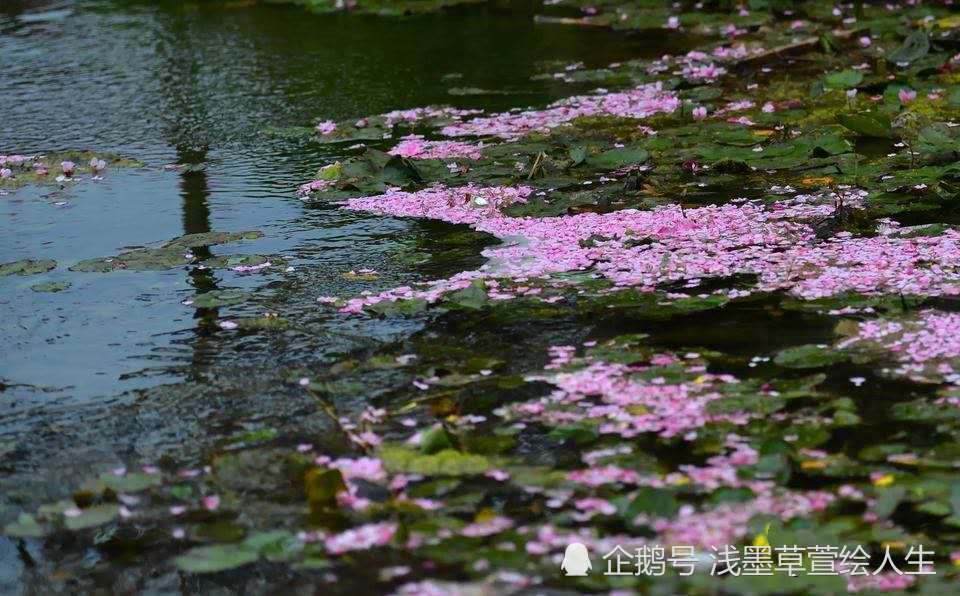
[202,495,220,511]
[692,106,707,120]
[486,469,510,481]
[61,161,76,176]
[898,88,917,104]
[666,16,680,29]
[0,168,11,179]
[315,120,337,135]
[89,157,106,172]
[859,36,872,47]
[762,102,775,113]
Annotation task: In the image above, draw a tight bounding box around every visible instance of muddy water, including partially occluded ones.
[0,0,698,590]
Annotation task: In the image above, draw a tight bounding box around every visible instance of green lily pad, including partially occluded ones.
[583,146,649,170]
[774,344,849,369]
[837,112,892,139]
[887,30,930,65]
[174,544,259,574]
[0,259,56,277]
[3,513,45,537]
[64,504,119,530]
[379,445,494,476]
[30,281,71,292]
[822,69,863,90]
[190,290,251,308]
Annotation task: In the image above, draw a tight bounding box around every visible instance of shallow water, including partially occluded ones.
[0,0,678,403]
[1,1,703,589]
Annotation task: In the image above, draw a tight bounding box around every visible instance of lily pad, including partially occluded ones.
[3,513,45,537]
[174,544,259,574]
[379,445,494,476]
[0,259,56,277]
[30,281,71,292]
[63,504,119,530]
[837,112,892,139]
[774,344,849,369]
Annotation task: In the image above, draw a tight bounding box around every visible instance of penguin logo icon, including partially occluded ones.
[561,542,592,576]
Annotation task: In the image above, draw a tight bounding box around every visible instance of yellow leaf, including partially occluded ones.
[753,522,772,547]
[937,15,960,29]
[872,473,895,487]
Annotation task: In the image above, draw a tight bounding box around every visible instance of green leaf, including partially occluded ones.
[624,487,680,519]
[174,544,259,574]
[367,298,428,316]
[446,281,488,310]
[420,426,457,455]
[837,112,893,139]
[888,31,930,65]
[95,472,162,493]
[4,513,45,537]
[305,468,346,508]
[918,124,960,154]
[379,445,494,476]
[568,146,587,166]
[30,281,71,293]
[64,504,119,530]
[874,486,907,518]
[243,531,303,561]
[584,146,649,170]
[774,345,848,369]
[0,259,57,277]
[822,69,863,90]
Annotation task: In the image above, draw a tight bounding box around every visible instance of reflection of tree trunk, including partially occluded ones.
[179,147,211,237]
[174,145,219,380]
[154,11,224,381]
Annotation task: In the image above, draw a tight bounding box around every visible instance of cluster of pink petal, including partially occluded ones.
[325,456,388,482]
[297,179,336,197]
[517,360,750,439]
[681,62,726,81]
[339,183,960,313]
[381,106,482,127]
[650,490,834,548]
[459,516,514,537]
[847,573,916,593]
[388,135,484,160]
[325,521,397,554]
[840,311,960,381]
[440,82,680,139]
[0,154,28,166]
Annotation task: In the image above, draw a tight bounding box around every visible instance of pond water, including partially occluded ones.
[10,2,953,593]
[0,0,700,590]
[1,0,672,403]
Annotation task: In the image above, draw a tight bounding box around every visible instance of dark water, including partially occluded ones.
[0,0,674,403]
[0,1,698,589]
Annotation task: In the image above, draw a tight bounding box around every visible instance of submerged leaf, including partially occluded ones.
[174,544,259,574]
